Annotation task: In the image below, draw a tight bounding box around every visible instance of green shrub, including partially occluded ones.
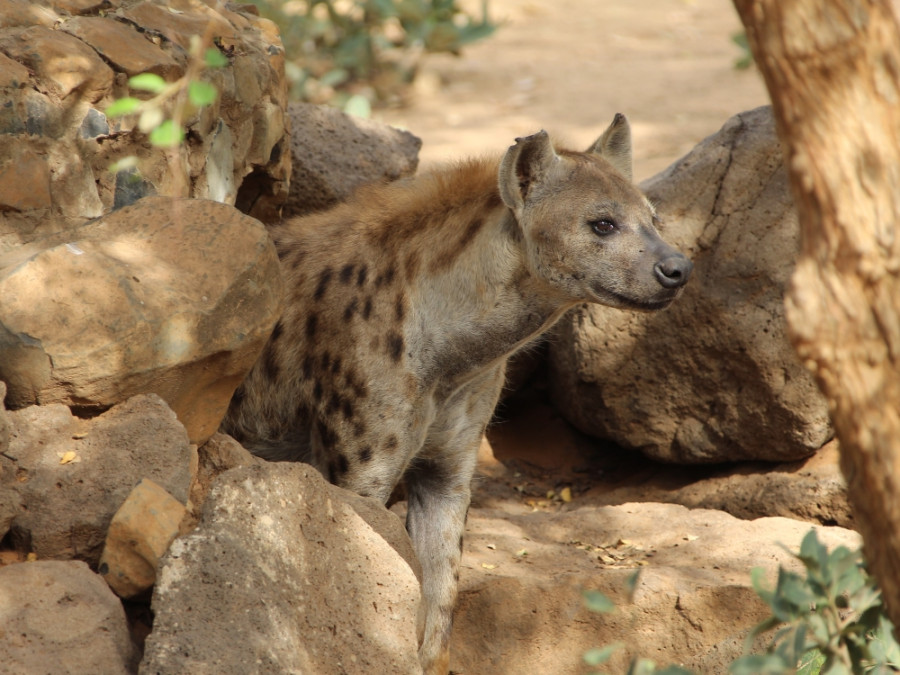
[246,0,496,112]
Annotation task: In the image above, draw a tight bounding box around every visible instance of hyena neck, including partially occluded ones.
[406,197,576,388]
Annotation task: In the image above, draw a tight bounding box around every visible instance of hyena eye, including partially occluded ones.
[589,218,617,236]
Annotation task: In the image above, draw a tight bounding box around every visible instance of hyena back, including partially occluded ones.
[223,114,692,674]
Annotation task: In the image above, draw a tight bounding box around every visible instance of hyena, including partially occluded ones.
[223,114,692,674]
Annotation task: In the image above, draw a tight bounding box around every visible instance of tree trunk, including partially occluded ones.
[732,0,900,621]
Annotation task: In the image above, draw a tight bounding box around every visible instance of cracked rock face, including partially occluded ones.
[548,106,832,463]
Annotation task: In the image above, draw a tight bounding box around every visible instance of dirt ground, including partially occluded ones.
[377,0,770,182]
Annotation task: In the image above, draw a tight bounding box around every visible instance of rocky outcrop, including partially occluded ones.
[0,196,284,444]
[450,501,860,674]
[141,462,423,675]
[0,560,138,674]
[1,394,194,565]
[0,0,290,251]
[283,102,422,217]
[548,106,831,463]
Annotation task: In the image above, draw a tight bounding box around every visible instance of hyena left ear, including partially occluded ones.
[498,130,559,217]
[586,113,633,182]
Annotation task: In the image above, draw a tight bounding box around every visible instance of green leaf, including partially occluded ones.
[796,648,826,675]
[204,47,229,68]
[584,643,622,667]
[584,590,616,614]
[868,614,900,666]
[149,120,185,148]
[106,97,141,117]
[820,656,852,675]
[137,106,164,133]
[343,93,371,119]
[128,72,167,93]
[107,155,139,173]
[188,80,218,107]
[729,653,792,675]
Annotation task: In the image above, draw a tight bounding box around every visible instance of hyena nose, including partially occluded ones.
[654,254,693,289]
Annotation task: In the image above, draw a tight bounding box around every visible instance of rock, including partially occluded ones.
[450,501,860,674]
[141,462,422,675]
[99,478,187,599]
[2,394,194,564]
[282,102,422,217]
[0,196,284,445]
[0,0,290,244]
[0,560,137,674]
[549,106,831,463]
[186,432,261,529]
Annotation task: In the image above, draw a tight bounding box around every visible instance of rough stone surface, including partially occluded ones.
[449,501,860,674]
[0,0,290,250]
[282,102,422,217]
[0,560,137,674]
[99,478,187,599]
[141,462,422,675]
[1,394,194,564]
[549,106,832,463]
[0,196,284,444]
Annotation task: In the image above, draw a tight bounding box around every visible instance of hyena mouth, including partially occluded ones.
[591,284,682,312]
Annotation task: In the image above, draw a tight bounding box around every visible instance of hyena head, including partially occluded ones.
[498,113,692,310]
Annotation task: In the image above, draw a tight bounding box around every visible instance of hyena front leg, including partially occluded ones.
[405,369,505,674]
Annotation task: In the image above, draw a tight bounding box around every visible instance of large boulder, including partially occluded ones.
[0,196,283,445]
[1,393,194,565]
[141,462,422,675]
[0,560,137,674]
[450,501,860,674]
[549,106,831,463]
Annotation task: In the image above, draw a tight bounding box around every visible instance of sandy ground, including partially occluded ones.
[376,0,770,182]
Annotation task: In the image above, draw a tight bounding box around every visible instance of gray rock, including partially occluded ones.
[283,102,421,217]
[0,196,284,445]
[0,560,137,674]
[2,394,194,564]
[548,106,831,463]
[141,462,422,675]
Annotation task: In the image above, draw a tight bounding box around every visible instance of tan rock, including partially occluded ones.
[0,560,137,674]
[100,478,187,598]
[0,142,51,212]
[0,0,58,28]
[62,16,183,79]
[142,462,422,675]
[1,394,194,564]
[0,196,284,444]
[118,0,237,51]
[0,25,113,101]
[0,52,28,88]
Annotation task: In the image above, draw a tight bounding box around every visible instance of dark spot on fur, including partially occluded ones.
[302,355,314,379]
[353,420,366,437]
[394,293,406,322]
[316,418,338,450]
[356,265,368,287]
[339,263,355,284]
[385,435,399,453]
[336,452,349,475]
[312,381,323,402]
[270,320,284,343]
[375,265,397,289]
[305,313,318,339]
[404,251,421,279]
[320,351,331,371]
[262,344,279,380]
[341,397,354,420]
[314,267,333,301]
[362,297,373,320]
[344,298,359,321]
[359,446,372,462]
[331,356,342,375]
[345,369,368,399]
[387,331,404,362]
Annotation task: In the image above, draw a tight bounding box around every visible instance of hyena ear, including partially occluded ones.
[498,130,559,216]
[586,113,633,182]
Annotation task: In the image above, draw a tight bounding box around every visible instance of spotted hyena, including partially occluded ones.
[223,114,692,674]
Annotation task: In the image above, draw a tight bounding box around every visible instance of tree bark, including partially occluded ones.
[732,0,900,621]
